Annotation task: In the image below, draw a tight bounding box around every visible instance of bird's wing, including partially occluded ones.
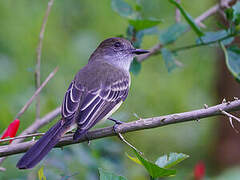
[76,77,129,129]
[61,81,85,119]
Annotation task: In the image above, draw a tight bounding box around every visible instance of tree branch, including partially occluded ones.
[1,99,240,157]
[35,0,55,120]
[136,0,234,63]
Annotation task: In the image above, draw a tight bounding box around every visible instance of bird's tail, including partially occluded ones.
[17,119,71,169]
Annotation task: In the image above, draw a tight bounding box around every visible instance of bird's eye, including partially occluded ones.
[114,42,122,48]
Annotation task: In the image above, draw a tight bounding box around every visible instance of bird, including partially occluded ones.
[16,37,149,169]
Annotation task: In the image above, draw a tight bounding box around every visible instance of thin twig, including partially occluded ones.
[220,109,240,122]
[0,133,44,143]
[35,0,55,120]
[1,99,240,157]
[16,67,58,119]
[195,0,233,26]
[171,32,238,53]
[137,43,162,62]
[220,108,240,133]
[117,132,143,155]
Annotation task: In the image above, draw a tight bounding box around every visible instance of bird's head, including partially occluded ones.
[89,37,149,70]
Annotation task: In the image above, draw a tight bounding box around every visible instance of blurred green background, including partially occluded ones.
[0,0,238,179]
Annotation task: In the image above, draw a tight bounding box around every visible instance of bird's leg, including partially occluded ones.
[108,117,124,133]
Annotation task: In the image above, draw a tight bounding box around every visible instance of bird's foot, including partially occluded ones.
[108,117,124,133]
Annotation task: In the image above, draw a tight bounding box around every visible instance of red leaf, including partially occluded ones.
[194,161,205,180]
[1,119,20,143]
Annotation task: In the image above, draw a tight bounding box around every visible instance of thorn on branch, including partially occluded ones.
[222,98,227,104]
[204,104,209,109]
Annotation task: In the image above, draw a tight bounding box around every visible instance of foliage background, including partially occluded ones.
[0,0,238,179]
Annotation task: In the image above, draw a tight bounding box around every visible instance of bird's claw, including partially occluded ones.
[108,117,124,134]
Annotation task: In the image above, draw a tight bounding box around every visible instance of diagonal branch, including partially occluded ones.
[16,67,58,119]
[1,99,240,158]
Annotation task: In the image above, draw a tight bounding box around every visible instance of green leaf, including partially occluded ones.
[159,23,188,44]
[99,168,127,180]
[131,150,176,178]
[111,0,135,19]
[233,2,240,19]
[38,166,46,180]
[232,2,240,25]
[168,0,204,37]
[130,58,141,75]
[161,48,177,72]
[196,30,234,45]
[129,19,162,31]
[141,27,159,35]
[126,153,142,165]
[225,8,234,21]
[155,153,189,169]
[221,43,240,82]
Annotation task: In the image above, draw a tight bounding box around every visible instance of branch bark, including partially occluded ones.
[1,99,240,157]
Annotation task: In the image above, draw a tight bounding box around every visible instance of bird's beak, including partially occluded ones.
[131,49,150,55]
